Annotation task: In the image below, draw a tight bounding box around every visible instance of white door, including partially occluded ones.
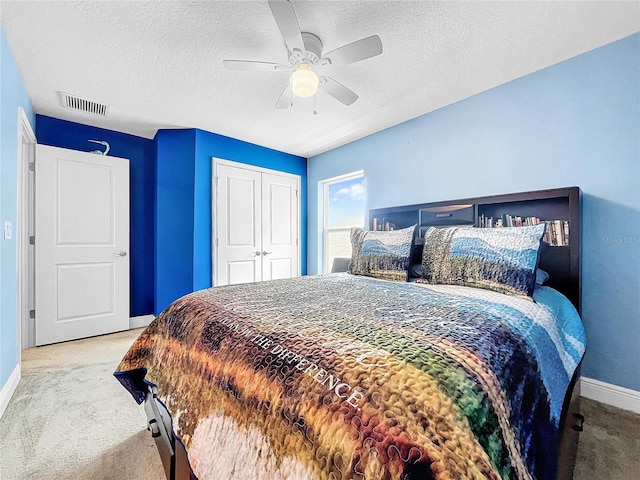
[215,163,263,285]
[261,172,299,281]
[214,161,300,286]
[35,145,130,345]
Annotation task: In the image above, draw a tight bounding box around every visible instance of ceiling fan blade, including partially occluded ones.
[223,60,289,72]
[274,84,292,109]
[268,0,305,55]
[319,35,383,67]
[321,77,358,106]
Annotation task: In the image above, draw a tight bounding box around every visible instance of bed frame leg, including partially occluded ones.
[144,386,175,480]
[556,371,582,480]
[143,385,195,480]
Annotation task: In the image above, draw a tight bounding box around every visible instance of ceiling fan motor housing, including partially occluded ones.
[290,32,323,64]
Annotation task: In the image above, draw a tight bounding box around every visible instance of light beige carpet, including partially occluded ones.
[0,329,164,480]
[1,328,638,479]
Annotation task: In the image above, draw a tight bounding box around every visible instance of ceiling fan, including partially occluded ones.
[223,0,383,109]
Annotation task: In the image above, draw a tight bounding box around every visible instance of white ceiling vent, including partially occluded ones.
[59,91,109,116]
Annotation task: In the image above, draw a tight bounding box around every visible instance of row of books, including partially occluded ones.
[543,220,570,246]
[371,218,397,231]
[478,214,542,228]
[478,214,570,246]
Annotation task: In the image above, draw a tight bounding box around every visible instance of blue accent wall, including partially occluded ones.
[154,129,197,314]
[1,28,35,389]
[154,128,306,315]
[35,116,156,317]
[308,34,640,392]
[29,119,307,320]
[194,129,308,287]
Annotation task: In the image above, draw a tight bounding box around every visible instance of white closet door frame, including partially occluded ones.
[212,158,301,287]
[17,107,36,350]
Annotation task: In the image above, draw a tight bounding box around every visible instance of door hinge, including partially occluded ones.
[29,162,35,172]
[216,238,219,247]
[29,235,35,245]
[29,309,35,319]
[214,176,219,188]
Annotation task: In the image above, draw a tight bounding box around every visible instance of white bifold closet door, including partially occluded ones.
[35,145,130,345]
[214,160,300,286]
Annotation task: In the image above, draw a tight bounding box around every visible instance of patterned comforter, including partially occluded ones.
[115,273,585,480]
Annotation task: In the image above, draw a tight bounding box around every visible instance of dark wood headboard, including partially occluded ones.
[369,187,581,314]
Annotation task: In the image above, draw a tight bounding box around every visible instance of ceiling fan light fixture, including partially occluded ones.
[290,63,319,97]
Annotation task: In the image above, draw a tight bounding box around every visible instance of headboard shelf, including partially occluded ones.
[369,187,581,313]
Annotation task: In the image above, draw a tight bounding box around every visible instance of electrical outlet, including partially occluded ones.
[4,221,12,240]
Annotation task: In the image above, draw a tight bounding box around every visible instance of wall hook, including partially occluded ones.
[88,139,110,155]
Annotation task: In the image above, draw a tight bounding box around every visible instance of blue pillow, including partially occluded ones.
[349,225,416,281]
[419,224,546,298]
[536,268,549,285]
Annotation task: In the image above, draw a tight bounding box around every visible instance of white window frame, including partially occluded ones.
[321,171,365,274]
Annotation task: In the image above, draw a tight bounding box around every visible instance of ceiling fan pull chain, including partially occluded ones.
[313,93,318,116]
[287,75,292,107]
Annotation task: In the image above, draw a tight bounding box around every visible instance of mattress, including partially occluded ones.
[115,273,585,480]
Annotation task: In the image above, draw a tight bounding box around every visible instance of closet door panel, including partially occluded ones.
[215,164,262,286]
[261,172,299,282]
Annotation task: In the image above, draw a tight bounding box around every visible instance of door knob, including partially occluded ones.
[252,251,262,256]
[112,251,127,257]
[262,251,272,256]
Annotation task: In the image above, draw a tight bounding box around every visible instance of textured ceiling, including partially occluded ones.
[1,1,638,158]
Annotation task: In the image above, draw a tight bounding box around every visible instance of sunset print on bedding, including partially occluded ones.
[115,273,584,480]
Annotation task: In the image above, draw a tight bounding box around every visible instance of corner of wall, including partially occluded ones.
[1,24,35,400]
[0,364,21,420]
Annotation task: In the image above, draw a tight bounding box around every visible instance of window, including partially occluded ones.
[322,172,365,273]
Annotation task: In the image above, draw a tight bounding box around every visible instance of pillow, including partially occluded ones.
[349,225,416,281]
[418,224,546,298]
[536,268,549,286]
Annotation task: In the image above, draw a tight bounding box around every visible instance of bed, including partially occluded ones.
[115,187,585,480]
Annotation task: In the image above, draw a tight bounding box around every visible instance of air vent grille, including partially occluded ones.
[59,92,109,116]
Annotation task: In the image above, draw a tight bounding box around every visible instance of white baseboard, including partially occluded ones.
[581,376,640,414]
[0,364,21,420]
[129,314,154,329]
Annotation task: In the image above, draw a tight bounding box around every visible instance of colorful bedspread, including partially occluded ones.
[115,273,585,480]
